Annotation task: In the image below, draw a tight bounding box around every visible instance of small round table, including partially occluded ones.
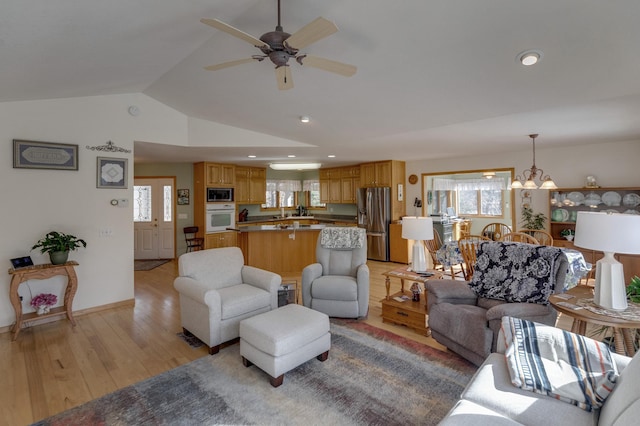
[550,286,640,356]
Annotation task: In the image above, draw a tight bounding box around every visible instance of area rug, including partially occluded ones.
[33,321,476,426]
[134,259,171,271]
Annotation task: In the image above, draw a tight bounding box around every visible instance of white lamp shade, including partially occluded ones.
[402,217,434,241]
[574,211,640,254]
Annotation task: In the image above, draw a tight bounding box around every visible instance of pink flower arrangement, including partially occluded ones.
[30,293,57,308]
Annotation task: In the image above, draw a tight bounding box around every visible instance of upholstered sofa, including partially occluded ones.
[426,241,568,366]
[440,319,640,426]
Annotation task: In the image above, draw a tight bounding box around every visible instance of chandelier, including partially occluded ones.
[510,134,557,190]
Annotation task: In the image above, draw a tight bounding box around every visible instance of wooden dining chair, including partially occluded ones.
[458,220,471,239]
[424,229,464,279]
[481,223,512,241]
[518,229,553,246]
[499,232,540,245]
[184,226,205,252]
[457,237,486,281]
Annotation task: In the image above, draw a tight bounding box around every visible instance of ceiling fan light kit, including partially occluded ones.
[202,0,357,90]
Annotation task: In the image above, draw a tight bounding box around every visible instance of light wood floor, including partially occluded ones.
[0,259,574,425]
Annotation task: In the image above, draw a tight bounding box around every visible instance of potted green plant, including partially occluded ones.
[560,228,575,241]
[627,276,640,303]
[32,231,87,265]
[520,205,547,230]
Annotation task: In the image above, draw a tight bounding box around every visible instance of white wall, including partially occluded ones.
[0,94,188,328]
[405,139,640,232]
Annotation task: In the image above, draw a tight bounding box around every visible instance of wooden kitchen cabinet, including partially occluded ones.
[360,161,392,187]
[319,167,343,203]
[360,160,406,221]
[340,166,360,203]
[205,231,237,249]
[206,163,235,186]
[320,165,361,204]
[389,222,410,264]
[235,166,266,204]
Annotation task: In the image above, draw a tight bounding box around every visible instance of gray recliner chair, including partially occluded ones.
[302,227,369,318]
[174,247,281,355]
[425,241,568,366]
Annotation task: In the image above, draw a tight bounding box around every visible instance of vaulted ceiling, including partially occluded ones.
[3,1,640,166]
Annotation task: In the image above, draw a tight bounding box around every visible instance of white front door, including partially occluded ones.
[134,177,175,259]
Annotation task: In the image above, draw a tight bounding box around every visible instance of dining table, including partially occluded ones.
[435,240,591,289]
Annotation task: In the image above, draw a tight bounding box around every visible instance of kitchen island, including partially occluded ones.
[231,224,326,276]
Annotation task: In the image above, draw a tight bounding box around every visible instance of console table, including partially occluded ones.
[8,261,79,341]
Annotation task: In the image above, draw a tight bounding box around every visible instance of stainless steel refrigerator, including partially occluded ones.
[357,187,391,261]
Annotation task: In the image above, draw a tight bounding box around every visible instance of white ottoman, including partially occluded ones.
[240,304,331,387]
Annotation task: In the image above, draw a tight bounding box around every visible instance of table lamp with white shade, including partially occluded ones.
[573,211,640,311]
[402,216,434,273]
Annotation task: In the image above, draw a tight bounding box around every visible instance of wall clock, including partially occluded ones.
[408,174,418,185]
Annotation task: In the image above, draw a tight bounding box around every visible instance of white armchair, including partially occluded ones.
[302,227,369,318]
[174,247,281,354]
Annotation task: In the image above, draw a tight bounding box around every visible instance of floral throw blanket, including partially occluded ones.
[469,241,566,304]
[320,227,365,249]
[500,316,619,412]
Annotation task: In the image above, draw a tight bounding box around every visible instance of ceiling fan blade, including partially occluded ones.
[276,66,293,90]
[284,17,338,50]
[201,18,267,48]
[298,55,357,77]
[204,58,259,71]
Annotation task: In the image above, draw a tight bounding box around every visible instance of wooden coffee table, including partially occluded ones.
[380,266,443,335]
[550,285,640,356]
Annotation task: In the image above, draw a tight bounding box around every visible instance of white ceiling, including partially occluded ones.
[3,0,640,167]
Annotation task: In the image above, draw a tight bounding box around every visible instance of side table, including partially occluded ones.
[550,285,640,356]
[8,261,79,341]
[380,266,443,335]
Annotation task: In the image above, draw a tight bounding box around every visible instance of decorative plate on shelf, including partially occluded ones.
[552,208,570,222]
[602,191,622,206]
[566,191,584,206]
[623,193,640,207]
[583,192,602,207]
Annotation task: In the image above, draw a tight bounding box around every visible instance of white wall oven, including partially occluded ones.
[206,203,236,233]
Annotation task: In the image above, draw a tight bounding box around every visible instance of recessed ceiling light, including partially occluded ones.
[288,155,296,158]
[517,49,543,66]
[300,116,310,123]
[327,154,336,158]
[247,155,256,158]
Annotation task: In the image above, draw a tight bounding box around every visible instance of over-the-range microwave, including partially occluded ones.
[207,187,234,202]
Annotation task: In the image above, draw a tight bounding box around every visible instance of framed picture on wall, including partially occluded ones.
[177,189,190,205]
[13,139,78,170]
[97,157,128,189]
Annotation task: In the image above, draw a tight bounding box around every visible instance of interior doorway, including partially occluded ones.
[134,177,176,259]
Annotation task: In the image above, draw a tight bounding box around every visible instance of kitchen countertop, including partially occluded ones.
[229,224,327,232]
[238,214,357,225]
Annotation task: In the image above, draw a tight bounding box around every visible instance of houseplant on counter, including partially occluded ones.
[31,231,87,265]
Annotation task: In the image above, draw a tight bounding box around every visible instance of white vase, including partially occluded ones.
[565,235,574,241]
[37,305,50,315]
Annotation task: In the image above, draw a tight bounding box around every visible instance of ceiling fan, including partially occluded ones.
[201,0,357,90]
